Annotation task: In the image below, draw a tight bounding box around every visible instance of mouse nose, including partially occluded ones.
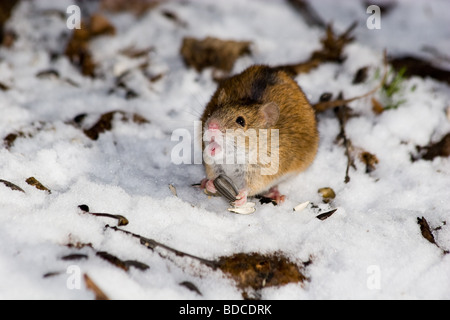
[208,120,220,131]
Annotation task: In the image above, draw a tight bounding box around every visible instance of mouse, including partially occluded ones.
[199,65,319,207]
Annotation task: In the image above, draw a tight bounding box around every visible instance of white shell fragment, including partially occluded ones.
[168,184,177,197]
[228,202,256,215]
[293,201,310,212]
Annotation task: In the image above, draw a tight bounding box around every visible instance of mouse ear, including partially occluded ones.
[260,102,279,127]
[217,89,226,103]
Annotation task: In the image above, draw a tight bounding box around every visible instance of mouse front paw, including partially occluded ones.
[232,189,248,207]
[200,178,217,194]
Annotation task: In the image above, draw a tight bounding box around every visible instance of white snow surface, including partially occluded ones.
[0,0,449,300]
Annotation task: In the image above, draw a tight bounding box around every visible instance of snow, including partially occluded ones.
[0,0,449,300]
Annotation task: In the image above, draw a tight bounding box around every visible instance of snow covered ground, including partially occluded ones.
[0,0,449,299]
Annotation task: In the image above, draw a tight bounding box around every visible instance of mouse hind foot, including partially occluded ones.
[260,186,286,205]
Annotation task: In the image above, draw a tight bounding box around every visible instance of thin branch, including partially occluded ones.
[313,50,389,113]
[105,225,218,269]
[286,0,326,29]
[334,93,356,184]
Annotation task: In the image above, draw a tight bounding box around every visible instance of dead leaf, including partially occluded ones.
[352,66,369,84]
[417,217,436,245]
[0,81,9,90]
[318,187,336,203]
[161,10,187,28]
[100,0,159,16]
[287,0,326,29]
[25,177,51,194]
[216,252,307,292]
[119,46,153,59]
[83,110,149,140]
[0,179,25,192]
[180,36,252,73]
[0,0,18,47]
[65,26,96,77]
[61,254,89,261]
[4,132,24,149]
[90,13,116,36]
[275,22,356,78]
[65,14,116,77]
[371,97,385,115]
[3,122,50,149]
[389,55,450,84]
[179,281,202,296]
[415,133,450,161]
[359,151,379,173]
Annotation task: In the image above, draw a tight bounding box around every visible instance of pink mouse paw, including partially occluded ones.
[262,186,286,205]
[200,178,217,194]
[232,189,248,207]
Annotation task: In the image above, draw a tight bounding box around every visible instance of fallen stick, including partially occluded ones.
[105,225,218,269]
[313,50,389,113]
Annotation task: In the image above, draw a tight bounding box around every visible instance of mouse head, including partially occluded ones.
[203,89,280,162]
[204,89,280,133]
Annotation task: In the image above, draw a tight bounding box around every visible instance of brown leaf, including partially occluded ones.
[96,251,129,271]
[180,37,252,73]
[161,10,187,28]
[416,133,450,161]
[0,179,25,192]
[318,187,336,203]
[119,46,153,59]
[61,254,89,261]
[359,151,379,173]
[4,132,23,149]
[371,97,385,115]
[0,0,18,47]
[417,217,436,245]
[90,14,116,36]
[64,25,96,77]
[64,14,116,77]
[287,0,326,29]
[389,55,450,84]
[100,0,159,16]
[352,66,369,84]
[84,274,109,300]
[0,81,9,90]
[311,22,356,63]
[83,110,150,140]
[276,23,356,78]
[179,281,202,296]
[97,251,150,272]
[25,177,51,194]
[216,252,307,291]
[4,122,49,149]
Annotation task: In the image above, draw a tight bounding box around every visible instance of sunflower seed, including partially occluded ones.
[213,174,239,202]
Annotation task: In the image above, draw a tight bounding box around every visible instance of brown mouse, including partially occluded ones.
[199,65,319,206]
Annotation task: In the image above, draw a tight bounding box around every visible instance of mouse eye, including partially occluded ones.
[236,116,246,127]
